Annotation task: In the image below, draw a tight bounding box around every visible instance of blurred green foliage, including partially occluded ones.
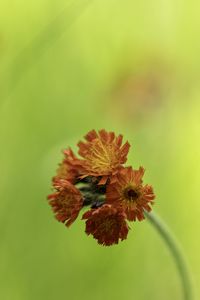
[0,0,200,299]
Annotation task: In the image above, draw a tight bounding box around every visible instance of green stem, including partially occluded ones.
[145,211,194,300]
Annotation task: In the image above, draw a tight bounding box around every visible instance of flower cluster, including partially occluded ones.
[47,129,155,246]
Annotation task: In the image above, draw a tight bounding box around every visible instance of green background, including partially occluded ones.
[0,0,199,299]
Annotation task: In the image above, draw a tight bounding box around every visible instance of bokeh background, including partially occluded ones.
[0,0,200,299]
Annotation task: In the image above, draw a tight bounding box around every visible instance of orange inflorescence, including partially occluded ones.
[77,129,130,184]
[47,129,155,246]
[82,204,129,246]
[106,166,155,221]
[48,179,83,227]
[52,148,82,184]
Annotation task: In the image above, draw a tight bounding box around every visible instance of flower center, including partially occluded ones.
[124,187,139,201]
[88,142,119,173]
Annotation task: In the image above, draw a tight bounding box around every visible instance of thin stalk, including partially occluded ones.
[145,211,194,300]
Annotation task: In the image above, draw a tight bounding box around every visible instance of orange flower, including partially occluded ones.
[106,167,155,221]
[82,204,129,246]
[77,129,130,184]
[48,179,83,227]
[47,129,156,246]
[53,148,83,184]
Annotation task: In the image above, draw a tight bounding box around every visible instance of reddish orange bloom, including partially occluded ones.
[53,148,83,184]
[48,179,83,227]
[77,129,130,184]
[47,129,156,246]
[82,204,129,246]
[106,167,155,221]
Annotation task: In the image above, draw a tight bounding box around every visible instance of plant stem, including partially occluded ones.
[145,211,194,300]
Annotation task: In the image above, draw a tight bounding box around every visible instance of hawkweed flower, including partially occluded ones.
[53,148,83,184]
[82,204,129,246]
[48,179,83,227]
[106,166,155,221]
[77,129,130,184]
[46,131,194,300]
[47,129,155,246]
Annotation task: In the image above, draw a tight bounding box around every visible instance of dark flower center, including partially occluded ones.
[124,187,139,201]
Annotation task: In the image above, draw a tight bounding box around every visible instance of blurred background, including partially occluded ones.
[0,0,200,299]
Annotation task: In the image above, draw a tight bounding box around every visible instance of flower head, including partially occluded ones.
[53,148,83,184]
[48,179,83,227]
[106,167,155,221]
[47,129,156,246]
[77,129,130,184]
[82,204,129,246]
